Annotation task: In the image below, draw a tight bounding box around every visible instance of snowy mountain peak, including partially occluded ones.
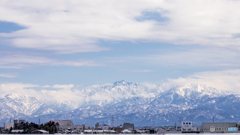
[113,80,129,85]
[169,84,231,98]
[5,93,23,99]
[1,81,240,126]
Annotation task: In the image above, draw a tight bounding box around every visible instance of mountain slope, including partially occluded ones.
[0,81,240,126]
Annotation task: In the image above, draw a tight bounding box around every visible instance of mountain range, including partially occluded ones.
[1,80,240,127]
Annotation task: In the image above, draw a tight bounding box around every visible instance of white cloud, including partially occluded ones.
[52,84,74,90]
[119,69,154,73]
[0,54,103,68]
[1,69,240,106]
[161,69,240,94]
[1,0,240,53]
[0,82,85,107]
[135,47,240,68]
[0,83,39,98]
[0,73,17,78]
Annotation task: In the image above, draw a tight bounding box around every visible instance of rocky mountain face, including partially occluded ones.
[1,80,240,126]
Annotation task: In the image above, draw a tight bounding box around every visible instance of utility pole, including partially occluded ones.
[112,115,114,127]
[179,116,181,126]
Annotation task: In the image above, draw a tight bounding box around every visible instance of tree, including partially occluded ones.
[9,127,12,133]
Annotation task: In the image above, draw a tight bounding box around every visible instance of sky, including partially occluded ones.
[1,0,240,100]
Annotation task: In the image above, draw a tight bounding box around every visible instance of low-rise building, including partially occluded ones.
[102,124,111,130]
[237,124,240,131]
[73,125,84,133]
[14,119,26,124]
[95,122,100,129]
[123,123,134,130]
[4,123,14,130]
[0,127,4,133]
[115,125,123,133]
[85,125,92,130]
[181,121,199,132]
[53,120,73,131]
[202,122,238,132]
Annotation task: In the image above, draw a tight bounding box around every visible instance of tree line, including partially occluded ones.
[9,121,59,134]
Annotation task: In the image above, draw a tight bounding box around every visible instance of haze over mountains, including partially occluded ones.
[1,80,240,126]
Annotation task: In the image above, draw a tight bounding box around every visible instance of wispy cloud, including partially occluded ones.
[129,47,240,68]
[0,73,17,78]
[119,69,154,73]
[0,54,104,68]
[1,1,240,53]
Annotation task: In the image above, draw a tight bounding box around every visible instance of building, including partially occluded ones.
[102,124,111,130]
[73,125,84,133]
[181,121,200,133]
[53,120,73,131]
[14,119,26,124]
[202,122,238,132]
[237,124,240,131]
[0,127,4,133]
[123,123,134,130]
[115,125,123,133]
[85,125,92,130]
[4,123,14,130]
[53,120,90,133]
[95,122,100,129]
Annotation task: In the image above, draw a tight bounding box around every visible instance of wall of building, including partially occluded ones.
[53,120,74,131]
[202,123,237,131]
[123,123,134,130]
[4,123,14,130]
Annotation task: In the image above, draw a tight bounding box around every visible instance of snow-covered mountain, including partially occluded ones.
[1,80,240,126]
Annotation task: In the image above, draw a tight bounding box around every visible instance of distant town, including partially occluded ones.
[1,117,240,134]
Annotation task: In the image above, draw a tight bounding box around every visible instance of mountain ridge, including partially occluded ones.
[0,81,239,126]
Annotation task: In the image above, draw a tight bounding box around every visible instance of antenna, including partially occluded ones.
[39,118,40,125]
[10,118,12,123]
[179,116,181,126]
[112,115,114,127]
[213,116,214,123]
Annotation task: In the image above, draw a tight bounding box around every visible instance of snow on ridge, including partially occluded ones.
[1,81,237,118]
[170,83,232,98]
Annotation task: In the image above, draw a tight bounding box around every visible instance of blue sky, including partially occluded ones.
[1,0,240,99]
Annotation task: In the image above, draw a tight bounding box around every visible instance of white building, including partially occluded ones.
[4,123,14,130]
[73,125,84,133]
[181,121,199,132]
[102,125,111,130]
[53,120,91,133]
[85,125,92,130]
